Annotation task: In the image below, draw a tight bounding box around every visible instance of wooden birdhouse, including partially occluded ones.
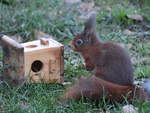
[1,34,64,85]
[21,38,64,83]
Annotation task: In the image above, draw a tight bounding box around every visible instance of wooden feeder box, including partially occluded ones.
[1,35,64,85]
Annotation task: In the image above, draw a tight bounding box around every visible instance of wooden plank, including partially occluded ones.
[1,35,23,49]
[1,35,24,86]
[34,29,52,39]
[21,39,63,52]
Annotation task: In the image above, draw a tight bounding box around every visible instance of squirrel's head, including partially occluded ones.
[69,15,100,52]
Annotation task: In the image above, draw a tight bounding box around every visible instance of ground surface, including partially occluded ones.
[0,0,150,112]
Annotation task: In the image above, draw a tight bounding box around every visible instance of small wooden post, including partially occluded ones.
[1,35,24,86]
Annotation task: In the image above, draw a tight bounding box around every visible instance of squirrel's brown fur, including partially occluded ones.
[61,76,148,103]
[62,15,149,104]
[69,15,134,85]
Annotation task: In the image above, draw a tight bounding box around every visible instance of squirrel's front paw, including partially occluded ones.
[85,64,94,71]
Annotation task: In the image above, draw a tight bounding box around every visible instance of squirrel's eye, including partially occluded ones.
[76,39,83,45]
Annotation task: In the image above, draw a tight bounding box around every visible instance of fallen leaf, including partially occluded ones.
[62,82,72,86]
[131,57,138,64]
[0,106,5,111]
[79,10,97,19]
[78,1,98,19]
[64,0,81,4]
[34,29,53,39]
[105,111,110,113]
[20,101,31,111]
[131,57,150,65]
[127,44,132,49]
[116,43,132,49]
[126,14,143,21]
[122,105,138,113]
[106,6,111,12]
[141,57,150,63]
[100,110,110,113]
[79,2,95,11]
[123,29,134,35]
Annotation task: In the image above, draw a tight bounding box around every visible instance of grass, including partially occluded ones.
[0,0,150,112]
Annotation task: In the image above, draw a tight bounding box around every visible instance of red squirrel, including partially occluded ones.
[61,76,149,104]
[69,15,134,85]
[63,15,150,104]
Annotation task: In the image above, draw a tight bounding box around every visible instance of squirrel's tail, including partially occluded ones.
[60,76,148,104]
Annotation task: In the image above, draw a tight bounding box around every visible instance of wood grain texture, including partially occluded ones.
[1,35,25,86]
[21,38,64,83]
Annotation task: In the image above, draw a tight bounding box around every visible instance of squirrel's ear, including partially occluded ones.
[84,14,97,35]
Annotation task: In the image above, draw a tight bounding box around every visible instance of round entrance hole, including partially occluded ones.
[31,60,43,72]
